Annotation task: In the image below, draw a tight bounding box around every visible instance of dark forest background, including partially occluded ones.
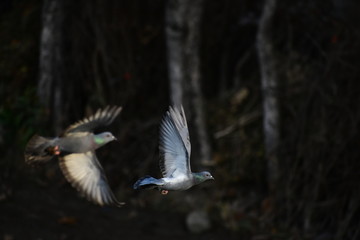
[1,0,360,239]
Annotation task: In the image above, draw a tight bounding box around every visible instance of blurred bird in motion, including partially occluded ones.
[25,106,124,207]
[134,105,214,194]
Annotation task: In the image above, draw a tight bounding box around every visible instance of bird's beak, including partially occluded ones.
[210,175,215,180]
[113,136,118,141]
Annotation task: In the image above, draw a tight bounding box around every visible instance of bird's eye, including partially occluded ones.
[106,134,111,137]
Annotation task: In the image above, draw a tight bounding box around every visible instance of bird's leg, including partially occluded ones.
[46,145,61,156]
[53,145,61,155]
[161,190,169,195]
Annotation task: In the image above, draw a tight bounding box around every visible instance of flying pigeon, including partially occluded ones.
[25,106,124,207]
[133,105,214,194]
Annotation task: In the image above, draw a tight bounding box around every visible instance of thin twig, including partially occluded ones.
[214,110,261,139]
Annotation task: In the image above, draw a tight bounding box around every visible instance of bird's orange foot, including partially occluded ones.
[53,145,61,155]
[161,190,169,195]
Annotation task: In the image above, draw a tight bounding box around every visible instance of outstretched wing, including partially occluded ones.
[159,105,191,178]
[168,106,191,156]
[59,151,123,207]
[64,106,122,136]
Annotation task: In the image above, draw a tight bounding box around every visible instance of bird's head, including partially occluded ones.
[193,171,214,184]
[94,132,117,146]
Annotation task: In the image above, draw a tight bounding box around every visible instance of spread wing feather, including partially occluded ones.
[159,106,191,178]
[64,106,122,136]
[168,106,191,156]
[59,151,123,207]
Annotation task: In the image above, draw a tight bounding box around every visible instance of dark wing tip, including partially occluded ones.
[84,189,125,208]
[64,105,123,134]
[97,194,125,208]
[58,155,124,207]
[112,200,126,208]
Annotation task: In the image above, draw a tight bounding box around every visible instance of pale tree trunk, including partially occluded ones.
[165,0,211,165]
[165,0,186,107]
[184,0,212,165]
[38,0,65,135]
[257,0,280,193]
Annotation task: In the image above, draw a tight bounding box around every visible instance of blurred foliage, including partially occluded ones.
[0,0,43,173]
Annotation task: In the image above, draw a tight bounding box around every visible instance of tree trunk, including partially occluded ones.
[165,0,211,165]
[184,0,211,165]
[257,0,280,193]
[38,0,65,134]
[165,0,186,107]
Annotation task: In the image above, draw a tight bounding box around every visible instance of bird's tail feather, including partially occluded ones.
[24,135,57,165]
[133,176,164,190]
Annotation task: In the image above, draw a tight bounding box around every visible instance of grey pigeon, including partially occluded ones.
[25,106,123,207]
[133,105,214,194]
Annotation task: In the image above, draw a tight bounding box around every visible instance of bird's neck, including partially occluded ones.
[93,135,107,148]
[94,136,104,144]
[192,173,205,185]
